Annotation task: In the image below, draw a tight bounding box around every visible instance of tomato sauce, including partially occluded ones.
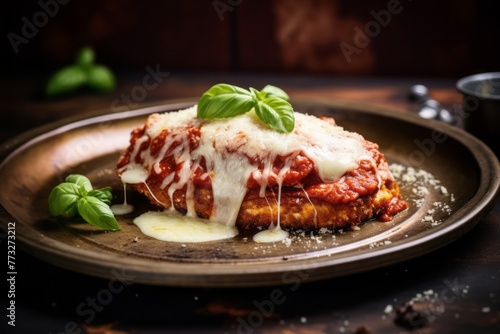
[117,123,407,215]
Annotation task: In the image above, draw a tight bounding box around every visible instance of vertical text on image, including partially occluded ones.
[6,222,17,327]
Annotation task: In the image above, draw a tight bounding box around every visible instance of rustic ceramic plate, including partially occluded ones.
[1,99,498,287]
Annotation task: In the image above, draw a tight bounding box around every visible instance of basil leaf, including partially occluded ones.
[45,65,87,97]
[65,174,93,192]
[76,47,95,67]
[198,83,255,119]
[249,87,263,99]
[45,47,115,99]
[88,187,113,206]
[48,183,82,217]
[62,204,78,219]
[197,83,296,133]
[261,85,290,101]
[254,97,295,133]
[49,174,120,231]
[77,196,121,231]
[86,64,115,92]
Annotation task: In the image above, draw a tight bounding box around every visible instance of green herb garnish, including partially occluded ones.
[197,83,295,133]
[45,47,115,98]
[48,174,121,231]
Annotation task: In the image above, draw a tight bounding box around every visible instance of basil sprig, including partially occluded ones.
[45,47,115,98]
[48,174,121,231]
[197,84,295,133]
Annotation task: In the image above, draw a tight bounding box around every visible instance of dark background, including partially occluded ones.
[1,2,500,334]
[2,0,500,78]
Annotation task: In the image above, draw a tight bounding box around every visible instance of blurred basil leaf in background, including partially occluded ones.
[45,47,115,98]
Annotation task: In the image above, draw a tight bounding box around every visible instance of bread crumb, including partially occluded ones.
[390,164,455,227]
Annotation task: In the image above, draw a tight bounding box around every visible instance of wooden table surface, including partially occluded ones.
[1,72,499,334]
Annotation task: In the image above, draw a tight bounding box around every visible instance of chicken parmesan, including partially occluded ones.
[116,105,408,231]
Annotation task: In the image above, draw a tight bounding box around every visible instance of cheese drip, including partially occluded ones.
[122,106,373,232]
[110,183,134,215]
[118,163,166,207]
[134,211,238,242]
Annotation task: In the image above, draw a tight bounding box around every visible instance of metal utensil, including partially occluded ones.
[409,84,456,124]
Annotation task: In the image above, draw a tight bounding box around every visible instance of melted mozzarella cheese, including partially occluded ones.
[111,203,134,215]
[119,163,149,184]
[188,107,369,226]
[111,184,134,215]
[145,109,201,139]
[190,107,367,181]
[133,210,238,242]
[121,105,373,242]
[253,226,289,243]
[118,163,166,207]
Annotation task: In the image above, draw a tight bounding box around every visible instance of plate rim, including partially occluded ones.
[1,98,499,287]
